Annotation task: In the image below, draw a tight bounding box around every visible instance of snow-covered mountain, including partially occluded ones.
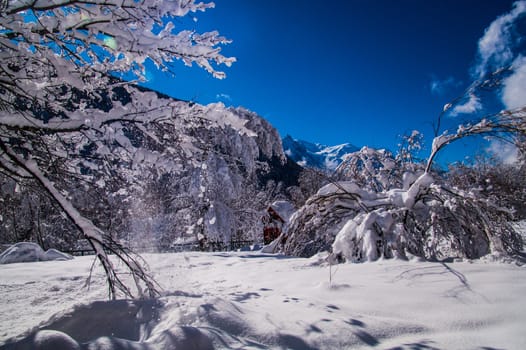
[282,135,359,171]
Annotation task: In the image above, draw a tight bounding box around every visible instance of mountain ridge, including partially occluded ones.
[282,134,359,171]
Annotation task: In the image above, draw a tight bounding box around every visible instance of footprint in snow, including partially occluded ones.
[345,318,365,327]
[283,297,300,303]
[325,304,340,313]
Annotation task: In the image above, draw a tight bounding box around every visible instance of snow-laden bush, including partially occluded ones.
[285,111,525,262]
[331,173,520,262]
[448,159,526,220]
[0,242,72,264]
[286,164,522,262]
[283,182,364,257]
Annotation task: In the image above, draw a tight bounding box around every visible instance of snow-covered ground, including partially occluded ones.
[1,248,525,350]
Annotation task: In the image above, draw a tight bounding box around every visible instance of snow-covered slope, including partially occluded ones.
[1,252,525,349]
[112,102,304,247]
[0,87,303,250]
[282,135,359,171]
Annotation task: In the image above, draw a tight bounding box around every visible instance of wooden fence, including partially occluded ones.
[64,239,256,256]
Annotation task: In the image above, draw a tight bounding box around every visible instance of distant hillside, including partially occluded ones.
[282,135,359,170]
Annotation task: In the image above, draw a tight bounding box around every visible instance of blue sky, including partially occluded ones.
[142,0,524,164]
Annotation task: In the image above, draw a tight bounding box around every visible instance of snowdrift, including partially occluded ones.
[0,242,72,264]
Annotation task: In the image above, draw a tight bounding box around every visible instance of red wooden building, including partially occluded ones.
[262,206,285,245]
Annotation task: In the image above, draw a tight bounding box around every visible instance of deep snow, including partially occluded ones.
[0,248,525,349]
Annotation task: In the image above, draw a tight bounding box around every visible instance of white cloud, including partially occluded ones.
[216,93,232,101]
[450,93,482,116]
[474,0,526,78]
[486,139,519,165]
[502,55,526,109]
[430,76,460,95]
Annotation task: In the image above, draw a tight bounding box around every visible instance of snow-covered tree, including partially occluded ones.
[448,158,526,220]
[0,0,235,299]
[284,78,526,262]
[335,147,403,193]
[397,130,425,165]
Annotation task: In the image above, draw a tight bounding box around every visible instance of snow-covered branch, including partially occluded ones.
[426,106,526,172]
[0,0,235,116]
[0,134,158,298]
[0,0,237,298]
